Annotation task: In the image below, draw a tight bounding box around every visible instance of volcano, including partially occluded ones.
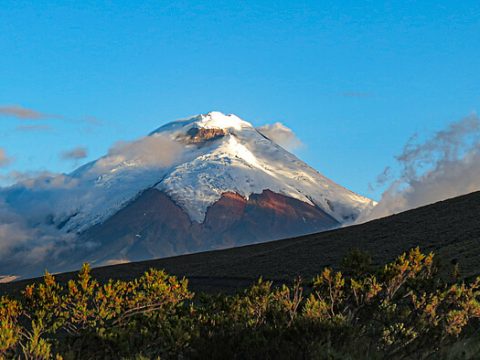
[0,112,374,277]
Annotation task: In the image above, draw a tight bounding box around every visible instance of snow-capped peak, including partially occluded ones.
[150,111,252,136]
[189,111,251,130]
[2,112,375,233]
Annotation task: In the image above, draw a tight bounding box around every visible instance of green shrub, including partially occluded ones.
[1,248,479,359]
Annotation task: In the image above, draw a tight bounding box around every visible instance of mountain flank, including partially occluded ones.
[0,111,373,278]
[2,190,480,295]
[76,188,339,267]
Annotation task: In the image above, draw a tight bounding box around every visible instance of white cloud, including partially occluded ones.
[256,122,302,151]
[94,134,184,171]
[360,114,480,222]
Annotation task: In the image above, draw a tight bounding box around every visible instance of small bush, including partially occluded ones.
[341,248,374,277]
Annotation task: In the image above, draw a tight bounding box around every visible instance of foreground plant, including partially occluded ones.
[1,248,479,359]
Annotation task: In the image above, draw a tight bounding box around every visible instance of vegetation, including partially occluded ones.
[1,248,480,359]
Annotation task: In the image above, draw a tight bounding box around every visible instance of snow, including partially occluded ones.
[154,112,374,223]
[1,111,375,232]
[150,112,250,134]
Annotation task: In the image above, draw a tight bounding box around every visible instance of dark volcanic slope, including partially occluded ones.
[3,191,480,295]
[77,188,338,268]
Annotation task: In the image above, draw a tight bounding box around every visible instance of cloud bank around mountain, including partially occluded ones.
[93,134,184,172]
[0,196,79,278]
[361,114,480,222]
[0,133,186,275]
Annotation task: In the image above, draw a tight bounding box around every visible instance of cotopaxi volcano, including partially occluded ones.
[0,112,374,279]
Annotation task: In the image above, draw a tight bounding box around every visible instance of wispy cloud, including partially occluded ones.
[256,122,303,151]
[1,105,107,135]
[0,105,59,120]
[15,124,53,132]
[360,114,480,222]
[61,146,88,161]
[0,149,13,168]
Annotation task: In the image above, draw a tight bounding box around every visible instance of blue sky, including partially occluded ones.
[1,1,479,200]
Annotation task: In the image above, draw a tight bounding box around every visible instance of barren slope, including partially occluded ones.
[2,191,480,295]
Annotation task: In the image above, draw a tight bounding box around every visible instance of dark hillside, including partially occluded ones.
[3,191,480,295]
